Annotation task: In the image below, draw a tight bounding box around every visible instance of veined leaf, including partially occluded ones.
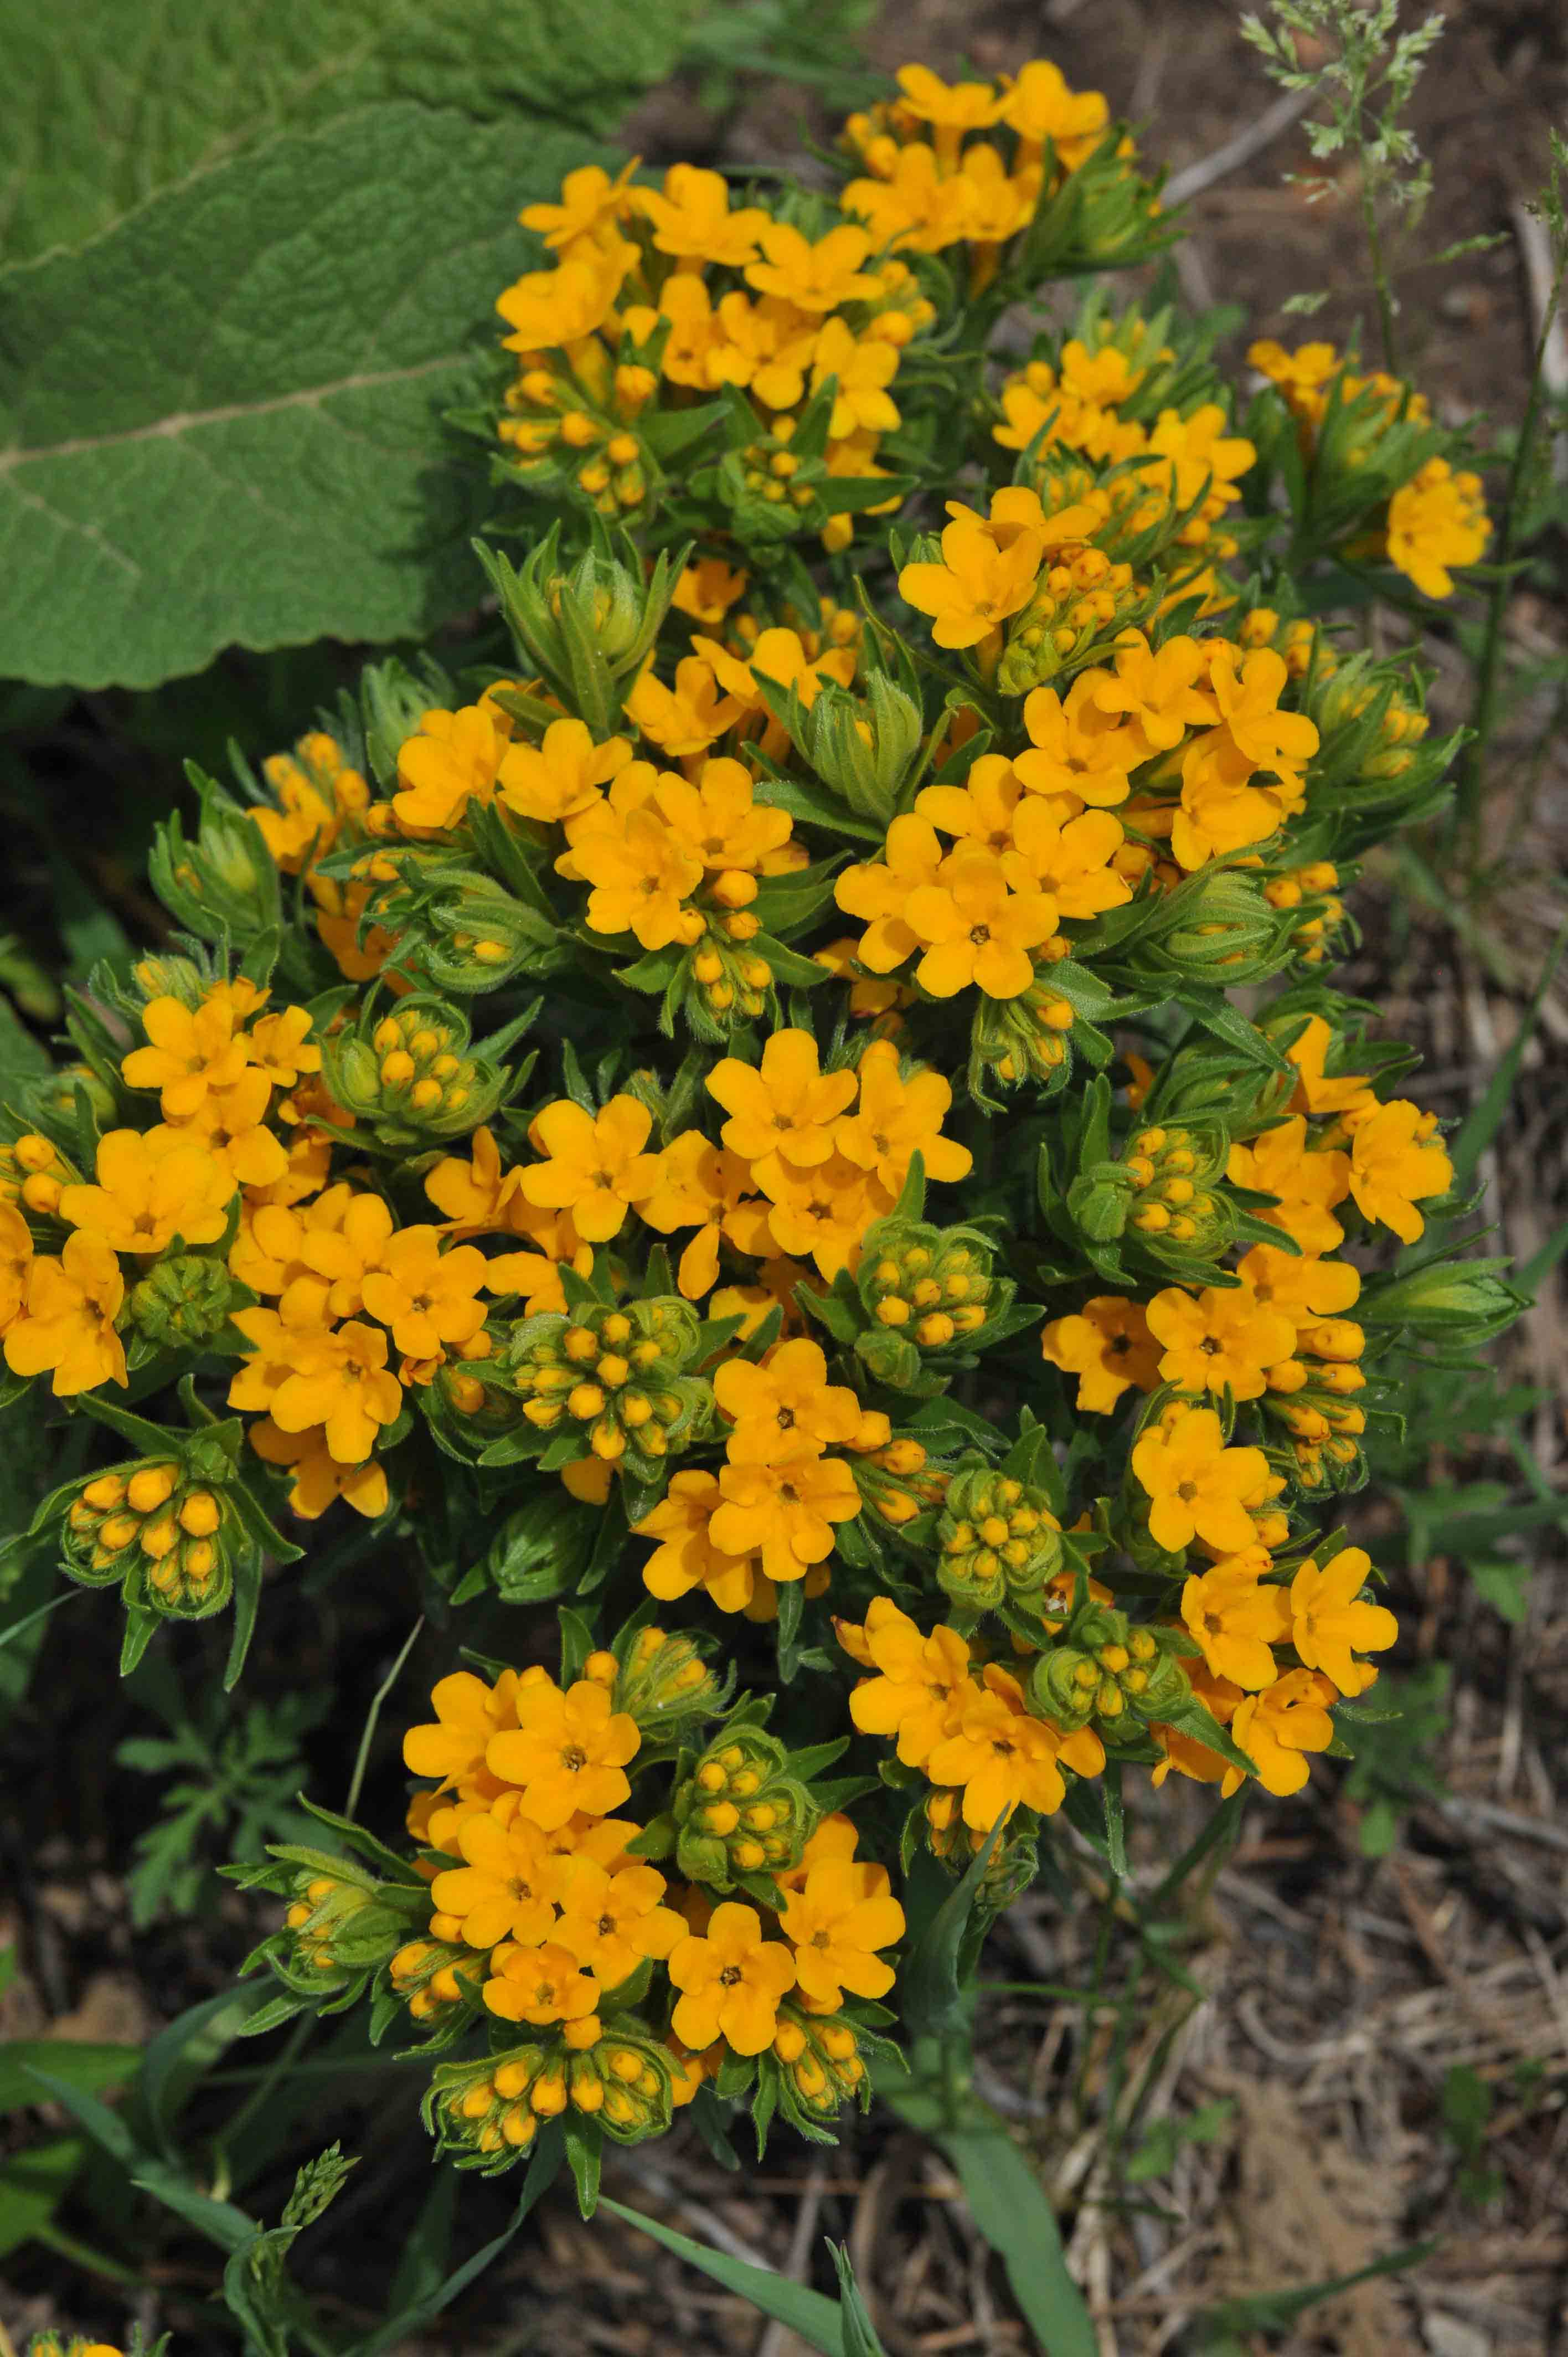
[0,0,703,264]
[0,104,594,689]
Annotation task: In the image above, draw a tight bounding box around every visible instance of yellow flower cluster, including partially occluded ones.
[395,1655,904,2157]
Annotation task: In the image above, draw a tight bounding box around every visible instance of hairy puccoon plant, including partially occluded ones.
[0,55,1526,2224]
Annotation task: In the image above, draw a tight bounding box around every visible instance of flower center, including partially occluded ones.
[1177,1480,1199,1502]
[719,1964,743,1988]
[561,1744,587,1773]
[969,924,992,946]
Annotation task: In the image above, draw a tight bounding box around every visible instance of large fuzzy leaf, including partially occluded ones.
[0,0,700,263]
[0,104,582,688]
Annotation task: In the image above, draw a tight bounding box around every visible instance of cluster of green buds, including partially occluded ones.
[730,415,822,524]
[322,993,509,1145]
[971,967,1087,1092]
[148,770,283,950]
[1085,1122,1235,1259]
[128,1252,240,1351]
[1030,1605,1193,1742]
[425,2029,673,2172]
[1261,860,1347,966]
[34,1393,298,1624]
[935,1468,1064,1614]
[671,1725,819,1889]
[1133,868,1306,988]
[585,1623,728,1741]
[354,855,561,995]
[1288,368,1443,549]
[15,1058,120,1141]
[499,338,659,518]
[0,1130,74,1218]
[496,1296,712,1475]
[389,1936,487,2033]
[688,910,775,1029]
[1292,647,1457,828]
[796,675,922,825]
[235,1849,425,2020]
[477,533,679,739]
[920,1790,1040,1906]
[767,2005,887,2133]
[853,1437,951,1529]
[850,1212,1013,1390]
[997,540,1142,693]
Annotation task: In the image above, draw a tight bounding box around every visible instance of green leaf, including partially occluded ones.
[601,2198,848,2356]
[0,2134,85,2260]
[0,0,703,265]
[899,1823,1007,2041]
[0,103,613,689]
[1467,1557,1531,1625]
[350,2134,564,2356]
[0,2039,141,2114]
[878,2062,1097,2357]
[1197,2241,1437,2335]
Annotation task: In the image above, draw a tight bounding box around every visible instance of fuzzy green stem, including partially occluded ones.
[1454,229,1568,872]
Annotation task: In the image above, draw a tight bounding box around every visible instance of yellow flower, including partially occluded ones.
[520,161,638,251]
[518,1096,663,1242]
[809,317,902,438]
[1085,631,1217,753]
[1143,404,1256,522]
[496,718,633,826]
[652,758,794,878]
[0,1200,34,1331]
[403,1669,521,1792]
[633,1469,767,1615]
[636,1131,757,1300]
[1202,646,1319,783]
[1347,1100,1451,1243]
[1386,457,1490,599]
[745,222,879,312]
[672,558,749,628]
[483,1939,601,2027]
[1014,677,1141,808]
[832,1038,972,1191]
[1290,1547,1399,1694]
[753,1152,885,1279]
[1145,1285,1297,1401]
[394,702,514,833]
[777,1860,905,2008]
[926,1685,1066,1829]
[359,1227,488,1360]
[496,247,630,350]
[838,1596,971,1767]
[899,516,1042,649]
[3,1231,127,1397]
[1041,1296,1160,1412]
[1169,769,1285,871]
[707,1028,858,1171]
[121,995,250,1118]
[713,1336,863,1463]
[1224,1669,1336,1798]
[904,850,1058,999]
[999,60,1110,167]
[1285,1015,1375,1117]
[486,1680,641,1830]
[1131,1406,1269,1555]
[668,1902,798,2056]
[895,61,1005,133]
[425,1126,525,1236]
[835,815,947,973]
[565,804,703,949]
[843,143,977,256]
[694,627,855,717]
[59,1127,235,1255]
[623,658,744,759]
[554,1858,685,1985]
[916,755,1024,856]
[431,1804,563,1949]
[180,1069,289,1190]
[1234,1243,1360,1326]
[709,1452,862,1584]
[636,163,771,267]
[252,732,368,872]
[247,1006,322,1092]
[1180,1562,1292,1689]
[256,1318,404,1466]
[1226,1117,1350,1254]
[249,1419,390,1520]
[1006,804,1131,918]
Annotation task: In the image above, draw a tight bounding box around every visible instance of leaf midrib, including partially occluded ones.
[0,352,469,472]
